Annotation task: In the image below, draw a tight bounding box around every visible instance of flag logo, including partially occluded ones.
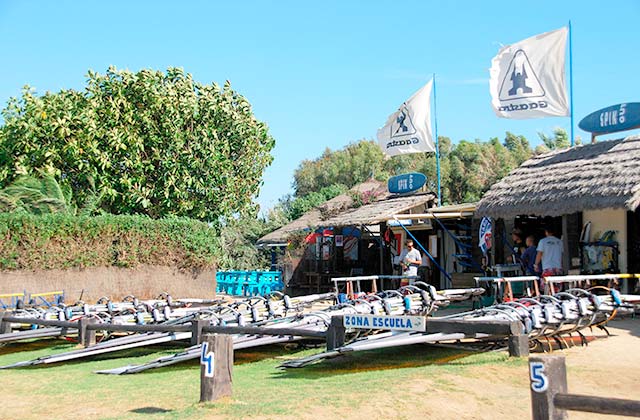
[389,106,417,138]
[498,49,545,101]
[377,80,435,156]
[489,27,569,119]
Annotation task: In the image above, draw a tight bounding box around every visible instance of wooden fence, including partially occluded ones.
[529,356,640,419]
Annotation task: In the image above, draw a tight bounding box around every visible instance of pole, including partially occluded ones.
[529,356,568,420]
[433,74,442,204]
[568,21,575,147]
[200,334,233,402]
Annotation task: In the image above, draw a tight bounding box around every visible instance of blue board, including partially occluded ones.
[578,103,640,135]
[387,172,426,194]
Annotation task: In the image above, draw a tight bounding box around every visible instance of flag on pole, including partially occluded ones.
[479,217,492,255]
[377,80,435,156]
[489,27,569,119]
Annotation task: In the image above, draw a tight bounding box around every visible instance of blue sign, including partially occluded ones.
[388,172,427,194]
[200,342,214,378]
[343,314,426,332]
[578,103,640,135]
[529,361,548,393]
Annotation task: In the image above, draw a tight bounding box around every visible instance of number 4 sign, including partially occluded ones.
[529,361,548,393]
[201,342,214,378]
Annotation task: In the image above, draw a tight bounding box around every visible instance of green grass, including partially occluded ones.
[0,338,525,420]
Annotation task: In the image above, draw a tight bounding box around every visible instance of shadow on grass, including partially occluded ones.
[102,344,306,376]
[0,341,195,371]
[129,406,173,414]
[270,344,484,380]
[0,338,75,356]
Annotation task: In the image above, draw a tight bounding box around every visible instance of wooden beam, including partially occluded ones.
[202,325,325,338]
[426,318,521,336]
[555,393,640,417]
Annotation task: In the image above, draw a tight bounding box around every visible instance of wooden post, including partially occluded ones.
[191,319,207,346]
[79,318,97,347]
[326,315,346,351]
[78,317,88,346]
[200,334,233,402]
[529,356,568,420]
[508,333,529,357]
[0,312,11,334]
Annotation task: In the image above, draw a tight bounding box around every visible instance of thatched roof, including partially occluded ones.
[257,179,435,244]
[321,192,435,227]
[476,135,640,218]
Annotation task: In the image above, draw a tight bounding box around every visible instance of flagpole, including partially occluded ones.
[569,20,575,147]
[433,73,442,206]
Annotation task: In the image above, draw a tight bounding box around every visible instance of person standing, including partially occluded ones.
[511,228,525,266]
[521,235,539,276]
[534,226,564,278]
[399,239,421,285]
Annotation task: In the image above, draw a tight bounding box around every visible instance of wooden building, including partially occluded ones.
[258,179,479,295]
[476,134,640,291]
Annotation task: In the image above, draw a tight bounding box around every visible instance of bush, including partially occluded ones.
[0,213,219,270]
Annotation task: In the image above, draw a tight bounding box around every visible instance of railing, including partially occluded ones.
[0,290,64,309]
[474,273,640,306]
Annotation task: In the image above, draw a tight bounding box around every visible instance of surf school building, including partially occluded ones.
[476,134,640,291]
[257,178,479,295]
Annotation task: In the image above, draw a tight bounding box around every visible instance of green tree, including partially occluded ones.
[537,128,571,153]
[0,67,275,221]
[284,183,347,220]
[0,172,103,216]
[293,140,387,196]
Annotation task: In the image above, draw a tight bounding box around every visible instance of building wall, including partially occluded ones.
[582,208,628,272]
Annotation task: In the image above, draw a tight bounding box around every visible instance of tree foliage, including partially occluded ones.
[290,130,564,208]
[293,141,385,196]
[0,67,275,221]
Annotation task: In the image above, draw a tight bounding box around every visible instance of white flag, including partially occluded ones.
[377,80,435,156]
[489,27,569,119]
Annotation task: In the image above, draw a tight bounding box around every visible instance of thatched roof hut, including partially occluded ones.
[257,179,435,245]
[476,135,640,218]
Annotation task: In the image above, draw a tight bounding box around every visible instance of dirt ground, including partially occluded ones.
[260,317,640,420]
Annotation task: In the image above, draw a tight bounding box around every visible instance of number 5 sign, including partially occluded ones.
[529,361,548,392]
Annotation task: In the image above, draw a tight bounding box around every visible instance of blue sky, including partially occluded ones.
[1,1,639,211]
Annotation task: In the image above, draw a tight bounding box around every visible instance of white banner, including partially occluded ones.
[489,27,569,119]
[479,217,492,255]
[377,80,435,156]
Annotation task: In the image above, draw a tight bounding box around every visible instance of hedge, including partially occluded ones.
[0,213,219,270]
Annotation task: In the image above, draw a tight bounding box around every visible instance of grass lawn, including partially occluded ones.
[0,337,527,420]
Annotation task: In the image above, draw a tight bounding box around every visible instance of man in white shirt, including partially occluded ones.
[534,226,564,277]
[399,239,421,285]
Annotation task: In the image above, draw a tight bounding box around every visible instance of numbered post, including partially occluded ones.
[529,356,568,420]
[200,333,233,402]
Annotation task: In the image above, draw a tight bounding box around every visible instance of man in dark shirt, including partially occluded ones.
[521,235,539,275]
[511,228,525,264]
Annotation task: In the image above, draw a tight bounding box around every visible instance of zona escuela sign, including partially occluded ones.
[343,314,426,332]
[578,102,640,135]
